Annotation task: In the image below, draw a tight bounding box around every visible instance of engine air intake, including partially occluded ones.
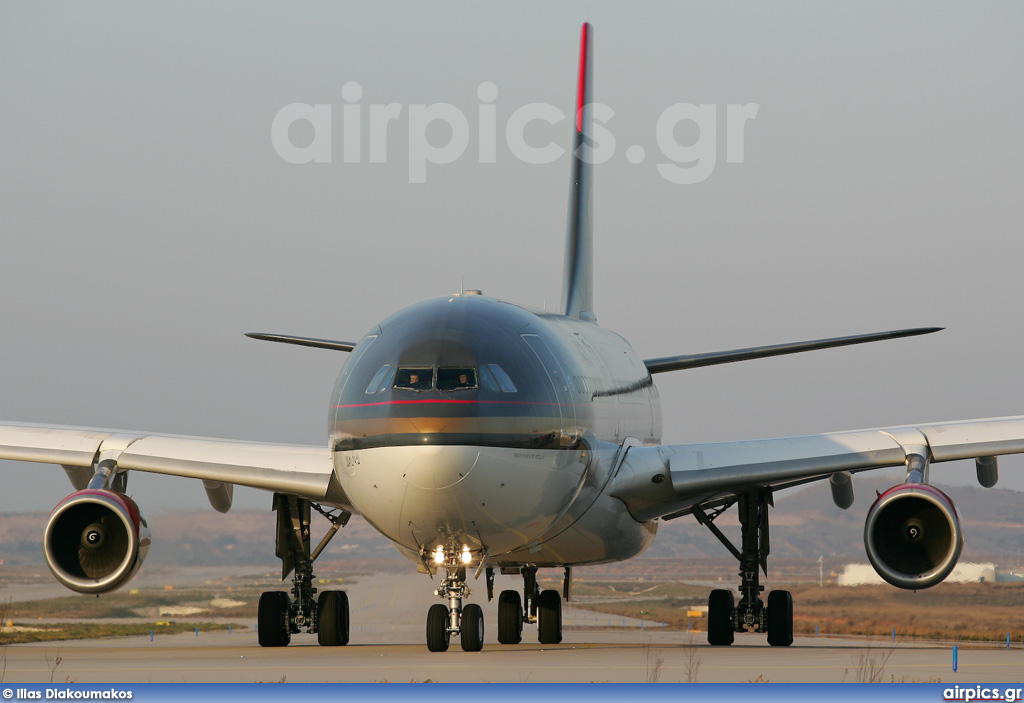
[863,483,963,590]
[44,489,151,595]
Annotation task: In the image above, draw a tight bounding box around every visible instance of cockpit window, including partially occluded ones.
[375,365,512,392]
[487,364,517,392]
[477,364,500,392]
[365,365,391,394]
[437,367,477,391]
[394,367,434,390]
[375,365,396,392]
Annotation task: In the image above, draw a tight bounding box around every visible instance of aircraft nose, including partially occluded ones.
[402,445,478,490]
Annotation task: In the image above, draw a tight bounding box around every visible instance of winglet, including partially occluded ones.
[560,22,595,322]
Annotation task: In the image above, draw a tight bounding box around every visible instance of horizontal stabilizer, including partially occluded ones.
[643,327,941,374]
[246,333,356,352]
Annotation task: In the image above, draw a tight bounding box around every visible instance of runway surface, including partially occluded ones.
[8,629,1024,683]
[3,571,1022,683]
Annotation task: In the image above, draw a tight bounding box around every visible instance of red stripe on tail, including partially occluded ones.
[575,22,591,133]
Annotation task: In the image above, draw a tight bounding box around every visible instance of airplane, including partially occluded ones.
[3,22,1023,653]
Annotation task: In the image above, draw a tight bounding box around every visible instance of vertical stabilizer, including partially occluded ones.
[561,22,596,322]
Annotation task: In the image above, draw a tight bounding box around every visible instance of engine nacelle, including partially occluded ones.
[864,483,963,590]
[44,489,151,594]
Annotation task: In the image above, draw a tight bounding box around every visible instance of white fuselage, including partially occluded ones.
[328,294,662,568]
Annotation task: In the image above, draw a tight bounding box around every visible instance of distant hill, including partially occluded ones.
[2,475,1021,576]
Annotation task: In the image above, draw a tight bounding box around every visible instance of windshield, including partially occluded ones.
[393,367,434,390]
[437,367,477,390]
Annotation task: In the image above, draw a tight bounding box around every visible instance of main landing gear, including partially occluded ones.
[257,494,352,647]
[493,566,564,646]
[694,488,793,647]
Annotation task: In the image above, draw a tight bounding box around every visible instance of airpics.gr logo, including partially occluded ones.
[270,82,758,184]
[944,686,1024,702]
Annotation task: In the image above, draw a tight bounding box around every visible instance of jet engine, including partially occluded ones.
[863,483,963,590]
[43,489,151,594]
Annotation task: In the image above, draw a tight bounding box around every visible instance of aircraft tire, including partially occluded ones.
[317,590,350,646]
[766,589,794,647]
[426,603,451,652]
[707,589,735,646]
[257,591,291,647]
[497,590,523,644]
[537,589,562,644]
[460,603,485,652]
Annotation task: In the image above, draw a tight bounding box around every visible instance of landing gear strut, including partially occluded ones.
[426,545,483,652]
[257,493,351,647]
[695,488,793,647]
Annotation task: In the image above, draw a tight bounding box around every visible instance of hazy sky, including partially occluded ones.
[2,2,1023,516]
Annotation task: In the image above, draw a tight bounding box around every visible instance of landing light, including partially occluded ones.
[461,546,472,564]
[433,547,445,564]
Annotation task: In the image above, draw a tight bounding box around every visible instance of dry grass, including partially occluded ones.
[848,644,896,682]
[11,591,256,620]
[681,632,702,683]
[0,597,10,683]
[0,622,232,645]
[573,581,1024,643]
[572,581,709,599]
[641,640,665,683]
[789,582,1024,642]
[573,597,700,629]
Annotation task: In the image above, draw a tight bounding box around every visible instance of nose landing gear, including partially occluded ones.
[422,548,568,652]
[426,545,485,652]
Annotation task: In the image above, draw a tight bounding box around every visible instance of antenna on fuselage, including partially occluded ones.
[560,22,596,323]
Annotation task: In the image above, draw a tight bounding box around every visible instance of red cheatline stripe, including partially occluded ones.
[332,399,562,409]
[576,22,590,133]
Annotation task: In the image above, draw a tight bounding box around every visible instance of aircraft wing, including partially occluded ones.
[610,416,1024,521]
[0,421,352,511]
[643,327,941,373]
